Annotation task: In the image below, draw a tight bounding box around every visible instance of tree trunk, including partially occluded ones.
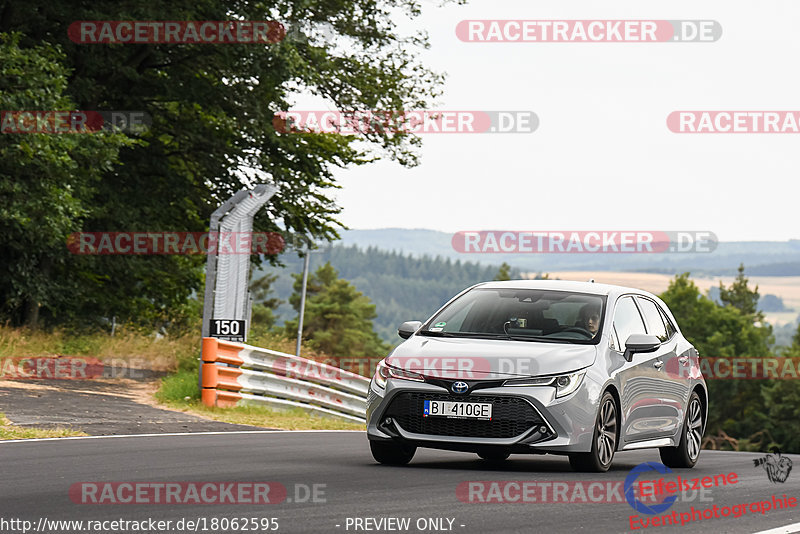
[24,297,39,329]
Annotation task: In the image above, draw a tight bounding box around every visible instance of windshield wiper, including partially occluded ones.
[418,330,457,337]
[504,334,590,344]
[419,331,509,340]
[503,335,566,343]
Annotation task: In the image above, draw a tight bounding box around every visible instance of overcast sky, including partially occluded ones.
[309,0,799,242]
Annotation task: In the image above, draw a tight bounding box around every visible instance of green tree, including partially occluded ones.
[758,324,800,453]
[660,273,772,445]
[249,273,282,332]
[0,33,131,328]
[719,264,760,318]
[285,262,387,359]
[0,0,447,328]
[494,262,512,281]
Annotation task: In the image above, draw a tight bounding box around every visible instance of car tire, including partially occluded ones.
[477,450,511,462]
[370,440,416,465]
[659,391,703,468]
[569,391,618,473]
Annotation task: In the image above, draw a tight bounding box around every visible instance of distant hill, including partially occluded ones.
[252,231,800,346]
[252,245,523,343]
[339,229,800,276]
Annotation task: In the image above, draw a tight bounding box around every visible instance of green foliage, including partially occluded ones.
[661,273,771,360]
[256,245,520,342]
[494,262,512,281]
[249,273,282,336]
[285,262,388,359]
[757,326,800,452]
[759,380,800,452]
[156,369,200,402]
[719,264,761,318]
[660,271,776,450]
[251,273,282,311]
[0,33,132,328]
[0,0,446,330]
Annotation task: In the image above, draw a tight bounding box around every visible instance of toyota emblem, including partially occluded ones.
[451,381,468,394]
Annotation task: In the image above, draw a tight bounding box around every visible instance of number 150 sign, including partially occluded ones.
[210,319,246,342]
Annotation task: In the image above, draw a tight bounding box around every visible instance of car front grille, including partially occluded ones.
[384,392,543,439]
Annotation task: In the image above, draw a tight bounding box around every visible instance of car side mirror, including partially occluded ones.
[398,320,423,339]
[623,334,661,362]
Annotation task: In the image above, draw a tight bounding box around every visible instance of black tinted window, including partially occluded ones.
[636,297,668,342]
[424,288,606,343]
[613,296,646,346]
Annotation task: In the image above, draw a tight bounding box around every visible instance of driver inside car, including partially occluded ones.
[577,306,601,337]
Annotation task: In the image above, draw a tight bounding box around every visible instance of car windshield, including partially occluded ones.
[421,287,606,344]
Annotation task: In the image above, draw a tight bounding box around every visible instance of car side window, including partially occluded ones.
[613,296,647,349]
[658,306,677,338]
[636,297,669,342]
[610,325,620,352]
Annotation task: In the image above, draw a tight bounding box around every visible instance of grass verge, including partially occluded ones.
[159,399,364,431]
[0,325,197,371]
[0,412,87,440]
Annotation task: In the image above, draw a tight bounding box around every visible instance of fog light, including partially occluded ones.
[539,425,548,434]
[384,418,394,425]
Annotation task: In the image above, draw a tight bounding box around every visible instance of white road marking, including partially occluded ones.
[753,523,800,534]
[0,429,365,444]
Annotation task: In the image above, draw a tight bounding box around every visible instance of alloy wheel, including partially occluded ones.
[686,397,703,460]
[596,398,617,466]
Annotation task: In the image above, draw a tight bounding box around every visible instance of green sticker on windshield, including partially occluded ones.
[434,322,446,328]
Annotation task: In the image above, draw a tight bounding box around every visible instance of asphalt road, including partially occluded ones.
[0,379,264,434]
[1,432,798,534]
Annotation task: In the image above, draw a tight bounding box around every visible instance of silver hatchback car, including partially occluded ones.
[366,280,707,472]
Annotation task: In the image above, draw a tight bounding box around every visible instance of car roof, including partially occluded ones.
[475,279,658,300]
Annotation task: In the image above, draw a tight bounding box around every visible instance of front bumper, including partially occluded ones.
[366,374,602,454]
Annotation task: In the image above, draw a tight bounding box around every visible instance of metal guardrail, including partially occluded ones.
[201,337,370,423]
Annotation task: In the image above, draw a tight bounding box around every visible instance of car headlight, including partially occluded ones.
[553,371,586,398]
[504,370,586,398]
[372,360,425,390]
[373,360,390,389]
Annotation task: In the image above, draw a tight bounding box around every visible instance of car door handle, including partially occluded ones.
[653,361,664,369]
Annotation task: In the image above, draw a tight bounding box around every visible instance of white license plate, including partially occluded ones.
[423,400,492,420]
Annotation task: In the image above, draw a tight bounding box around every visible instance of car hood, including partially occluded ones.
[385,335,597,379]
